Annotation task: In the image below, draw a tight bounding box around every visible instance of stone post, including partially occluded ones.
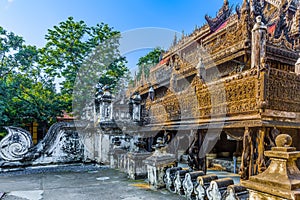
[144,138,176,189]
[127,138,151,180]
[251,16,267,69]
[127,151,152,180]
[242,134,300,199]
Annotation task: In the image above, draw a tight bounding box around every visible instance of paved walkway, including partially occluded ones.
[0,165,184,200]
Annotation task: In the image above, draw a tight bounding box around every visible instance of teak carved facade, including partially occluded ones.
[129,0,300,180]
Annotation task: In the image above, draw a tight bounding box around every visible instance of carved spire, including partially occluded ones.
[291,1,300,35]
[140,67,146,85]
[172,33,177,47]
[242,0,249,12]
[249,0,267,24]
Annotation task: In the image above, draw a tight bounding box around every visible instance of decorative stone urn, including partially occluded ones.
[242,134,300,199]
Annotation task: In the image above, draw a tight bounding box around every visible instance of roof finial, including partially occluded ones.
[172,33,177,47]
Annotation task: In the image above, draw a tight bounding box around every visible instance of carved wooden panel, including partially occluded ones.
[266,68,300,112]
[147,69,259,125]
[203,19,245,56]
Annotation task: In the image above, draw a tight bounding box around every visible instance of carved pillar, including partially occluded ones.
[257,59,268,112]
[132,93,141,123]
[251,16,267,69]
[99,88,113,122]
[295,53,300,75]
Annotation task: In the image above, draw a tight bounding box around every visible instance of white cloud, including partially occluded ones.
[7,0,13,3]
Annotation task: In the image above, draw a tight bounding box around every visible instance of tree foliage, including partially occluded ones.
[0,17,129,129]
[0,26,63,129]
[40,17,128,112]
[136,47,164,80]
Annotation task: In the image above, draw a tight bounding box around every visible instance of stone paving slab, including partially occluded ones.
[0,166,184,200]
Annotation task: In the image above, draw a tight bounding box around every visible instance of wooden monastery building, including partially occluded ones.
[127,0,300,180]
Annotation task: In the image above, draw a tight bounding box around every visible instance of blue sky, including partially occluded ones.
[0,0,241,71]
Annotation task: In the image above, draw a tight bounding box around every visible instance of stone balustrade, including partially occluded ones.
[174,169,192,195]
[165,167,183,193]
[182,171,205,200]
[206,178,234,200]
[195,174,218,200]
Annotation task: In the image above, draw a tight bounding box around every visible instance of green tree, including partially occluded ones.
[136,47,164,80]
[40,17,128,113]
[0,26,63,130]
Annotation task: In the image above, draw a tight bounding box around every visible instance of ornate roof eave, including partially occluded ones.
[266,44,299,65]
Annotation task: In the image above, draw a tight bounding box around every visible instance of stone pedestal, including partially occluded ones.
[118,153,128,173]
[127,151,152,180]
[242,134,300,200]
[144,150,176,190]
[108,148,127,168]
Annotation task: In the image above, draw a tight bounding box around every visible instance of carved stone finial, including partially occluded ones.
[242,131,300,199]
[256,15,262,24]
[275,134,292,147]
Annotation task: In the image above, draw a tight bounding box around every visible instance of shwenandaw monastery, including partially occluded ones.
[127,0,300,181]
[2,0,300,199]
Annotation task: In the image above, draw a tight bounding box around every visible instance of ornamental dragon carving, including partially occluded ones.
[0,126,33,161]
[0,122,83,165]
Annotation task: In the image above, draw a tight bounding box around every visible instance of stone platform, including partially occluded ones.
[0,164,184,200]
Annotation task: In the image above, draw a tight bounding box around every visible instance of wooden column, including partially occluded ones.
[256,127,266,173]
[198,129,206,174]
[240,127,253,180]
